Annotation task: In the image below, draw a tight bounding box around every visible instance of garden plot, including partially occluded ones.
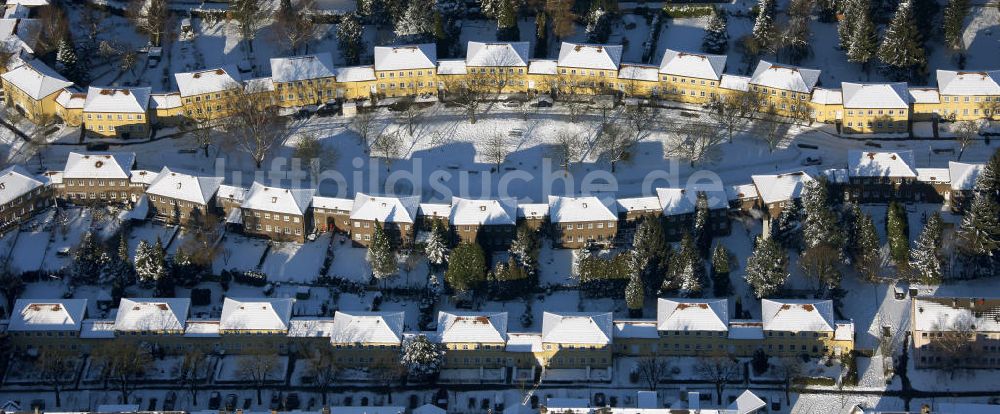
[215,355,290,383]
[260,233,331,283]
[212,234,269,274]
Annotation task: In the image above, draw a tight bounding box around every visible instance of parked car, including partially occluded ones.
[316,103,340,117]
[224,394,238,411]
[270,392,283,410]
[163,392,177,411]
[530,99,553,108]
[801,156,823,166]
[285,393,301,410]
[208,392,221,410]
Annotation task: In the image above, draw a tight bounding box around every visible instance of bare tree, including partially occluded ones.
[757,105,788,153]
[395,98,424,136]
[708,90,766,143]
[272,0,318,54]
[37,348,78,407]
[238,348,280,405]
[624,104,656,141]
[179,349,213,406]
[595,123,637,173]
[799,243,841,292]
[773,357,803,403]
[119,46,139,75]
[553,130,585,172]
[76,6,110,43]
[931,319,976,379]
[635,356,671,391]
[694,356,741,404]
[27,113,55,167]
[675,120,725,166]
[92,343,152,403]
[224,81,288,169]
[180,100,219,157]
[481,131,512,172]
[351,110,378,148]
[953,120,979,161]
[371,130,404,172]
[230,0,272,58]
[32,5,69,56]
[126,0,171,46]
[544,0,576,40]
[442,76,487,124]
[293,133,338,182]
[306,347,340,405]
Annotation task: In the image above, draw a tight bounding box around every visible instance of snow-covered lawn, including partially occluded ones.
[260,233,331,283]
[212,234,269,274]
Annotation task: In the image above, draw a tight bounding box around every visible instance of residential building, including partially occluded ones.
[555,42,623,95]
[335,66,376,100]
[616,63,660,98]
[240,182,316,242]
[464,41,530,94]
[348,193,419,247]
[516,203,548,230]
[82,86,152,138]
[312,196,354,234]
[174,65,242,120]
[437,311,508,368]
[539,312,614,368]
[726,183,760,213]
[655,187,730,240]
[448,196,517,248]
[373,44,438,98]
[149,92,184,126]
[144,167,222,224]
[750,168,816,218]
[846,150,919,202]
[57,152,138,203]
[8,298,87,352]
[216,184,248,218]
[417,202,449,232]
[840,82,911,134]
[809,87,843,123]
[935,70,1000,121]
[761,299,854,356]
[656,298,729,356]
[548,195,618,248]
[748,60,819,118]
[113,298,189,344]
[948,161,984,213]
[329,311,404,367]
[54,88,85,126]
[911,296,1000,369]
[0,59,72,123]
[657,49,726,104]
[218,297,294,352]
[270,53,337,107]
[0,164,49,231]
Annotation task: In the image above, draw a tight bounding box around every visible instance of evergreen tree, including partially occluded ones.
[394,0,436,41]
[956,193,1000,257]
[693,192,712,258]
[710,244,732,297]
[974,149,1000,203]
[669,233,705,297]
[72,231,107,284]
[496,0,520,40]
[337,14,364,65]
[104,235,135,290]
[877,1,927,80]
[771,199,803,250]
[487,256,533,299]
[838,0,862,49]
[425,222,449,268]
[509,224,540,276]
[886,201,910,268]
[910,212,945,283]
[745,236,788,298]
[135,238,168,287]
[702,8,729,54]
[853,211,882,282]
[751,0,777,53]
[817,0,838,22]
[585,6,611,43]
[802,179,844,251]
[368,222,398,282]
[625,266,644,315]
[399,334,444,380]
[631,216,670,293]
[846,0,878,70]
[942,0,970,52]
[479,0,503,19]
[445,242,486,293]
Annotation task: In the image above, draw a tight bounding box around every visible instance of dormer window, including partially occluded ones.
[271,197,277,203]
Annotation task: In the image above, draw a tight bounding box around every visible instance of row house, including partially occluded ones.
[312,195,353,234]
[809,87,842,123]
[335,65,376,100]
[0,59,72,123]
[111,298,190,352]
[329,311,404,367]
[913,167,951,204]
[909,87,941,121]
[54,88,85,126]
[840,82,911,134]
[750,168,816,219]
[448,196,517,248]
[846,150,919,203]
[174,65,242,120]
[373,44,438,98]
[655,187,730,241]
[947,161,984,213]
[437,311,509,369]
[0,164,49,232]
[538,312,614,369]
[7,298,88,353]
[463,41,531,94]
[548,195,618,248]
[555,42,623,95]
[270,52,337,108]
[348,192,420,247]
[216,184,248,219]
[935,70,1000,121]
[615,196,660,240]
[218,297,294,353]
[82,86,152,138]
[517,202,548,230]
[417,202,449,232]
[726,183,760,213]
[616,63,659,99]
[56,151,138,203]
[911,296,1000,369]
[144,167,223,224]
[657,49,726,104]
[748,60,820,118]
[149,92,184,126]
[240,182,316,243]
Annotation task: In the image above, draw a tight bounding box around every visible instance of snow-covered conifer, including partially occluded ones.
[910,212,944,283]
[368,221,398,282]
[399,334,445,380]
[744,236,788,298]
[702,8,729,54]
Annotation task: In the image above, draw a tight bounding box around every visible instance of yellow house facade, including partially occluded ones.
[82,87,151,138]
[935,70,1000,121]
[749,60,818,119]
[374,44,438,98]
[270,53,337,108]
[657,49,726,104]
[0,60,73,123]
[555,42,622,95]
[463,41,531,95]
[335,66,376,100]
[437,311,510,369]
[174,65,242,120]
[840,82,911,134]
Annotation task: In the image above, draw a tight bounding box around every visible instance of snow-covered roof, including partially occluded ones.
[749,60,820,94]
[335,65,376,83]
[373,44,437,71]
[751,168,816,205]
[656,298,729,332]
[287,318,336,337]
[761,299,834,332]
[719,74,750,91]
[949,161,983,191]
[9,299,87,331]
[0,164,43,206]
[412,404,446,414]
[658,49,726,80]
[150,92,182,109]
[545,398,589,413]
[541,312,613,345]
[241,182,315,216]
[80,320,116,339]
[915,168,950,183]
[63,152,135,179]
[216,184,248,202]
[517,203,548,220]
[330,311,405,344]
[113,298,189,332]
[145,167,222,205]
[244,76,275,92]
[449,197,516,226]
[437,311,507,343]
[908,87,940,104]
[184,320,220,337]
[616,196,660,213]
[727,321,764,340]
[726,183,759,201]
[269,53,335,83]
[219,297,294,331]
[83,86,150,113]
[528,59,557,75]
[5,0,49,6]
[848,150,917,178]
[547,195,617,223]
[418,202,450,219]
[55,89,85,109]
[810,88,842,105]
[505,332,543,352]
[350,192,420,223]
[913,297,1000,332]
[174,65,241,97]
[436,60,467,75]
[557,42,623,71]
[729,390,767,414]
[313,196,354,211]
[466,41,529,67]
[655,187,727,216]
[841,82,911,109]
[617,64,659,82]
[612,321,659,339]
[0,60,73,100]
[936,69,1000,95]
